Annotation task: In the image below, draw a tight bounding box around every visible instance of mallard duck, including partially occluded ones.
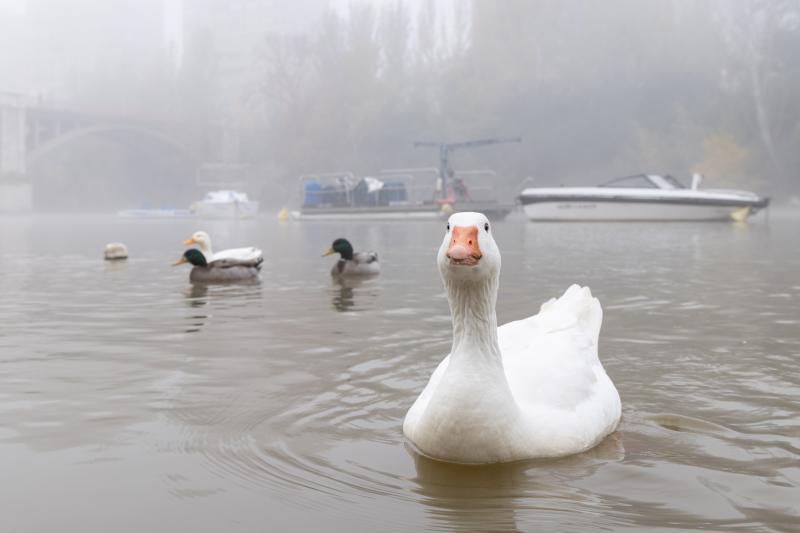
[104,242,128,260]
[174,248,263,282]
[403,212,621,464]
[183,231,262,263]
[322,238,380,276]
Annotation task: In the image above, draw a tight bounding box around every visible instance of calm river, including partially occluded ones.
[1,212,798,531]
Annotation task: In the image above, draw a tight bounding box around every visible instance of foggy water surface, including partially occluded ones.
[1,214,798,531]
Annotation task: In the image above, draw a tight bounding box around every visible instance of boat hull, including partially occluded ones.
[521,199,762,221]
[194,200,259,219]
[117,209,194,219]
[292,202,514,221]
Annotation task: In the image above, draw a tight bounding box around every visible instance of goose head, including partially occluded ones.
[184,231,212,255]
[438,212,500,283]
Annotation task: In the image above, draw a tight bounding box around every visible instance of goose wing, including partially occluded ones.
[498,285,610,411]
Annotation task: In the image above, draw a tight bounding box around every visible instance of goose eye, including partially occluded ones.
[484,223,490,232]
[446,223,450,232]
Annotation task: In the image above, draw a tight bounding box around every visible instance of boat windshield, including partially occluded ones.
[599,175,657,188]
[600,174,687,190]
[659,175,686,189]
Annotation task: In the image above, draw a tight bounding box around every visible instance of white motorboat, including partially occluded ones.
[193,190,259,219]
[518,174,769,221]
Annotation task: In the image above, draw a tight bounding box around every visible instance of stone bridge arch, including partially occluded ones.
[26,123,204,211]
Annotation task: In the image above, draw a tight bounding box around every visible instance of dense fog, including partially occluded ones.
[0,0,798,211]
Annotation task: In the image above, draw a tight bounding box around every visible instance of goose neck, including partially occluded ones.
[445,276,501,363]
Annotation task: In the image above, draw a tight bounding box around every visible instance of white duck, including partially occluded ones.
[403,212,621,464]
[183,231,262,263]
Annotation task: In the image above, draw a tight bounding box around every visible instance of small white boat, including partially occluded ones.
[193,190,259,219]
[518,174,769,221]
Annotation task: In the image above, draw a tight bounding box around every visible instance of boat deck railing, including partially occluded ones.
[298,172,426,208]
[298,168,505,209]
[379,168,501,204]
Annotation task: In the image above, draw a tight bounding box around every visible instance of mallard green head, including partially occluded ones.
[322,238,354,261]
[174,248,208,267]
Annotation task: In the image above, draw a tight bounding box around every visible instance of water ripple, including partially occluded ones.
[1,216,799,531]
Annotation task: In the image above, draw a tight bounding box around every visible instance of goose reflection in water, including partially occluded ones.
[408,433,624,531]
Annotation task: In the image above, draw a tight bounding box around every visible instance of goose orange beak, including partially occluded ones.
[447,226,482,266]
[183,238,196,245]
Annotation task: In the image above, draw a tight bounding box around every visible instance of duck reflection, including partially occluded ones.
[183,280,263,332]
[186,283,209,303]
[183,283,209,333]
[331,276,365,312]
[408,432,625,531]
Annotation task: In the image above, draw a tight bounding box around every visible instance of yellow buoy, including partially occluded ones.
[277,207,290,221]
[729,206,750,222]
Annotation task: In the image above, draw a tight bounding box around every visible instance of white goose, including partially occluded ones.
[403,212,621,464]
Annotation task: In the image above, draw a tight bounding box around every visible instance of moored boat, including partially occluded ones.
[193,190,259,219]
[518,174,769,221]
[290,170,514,221]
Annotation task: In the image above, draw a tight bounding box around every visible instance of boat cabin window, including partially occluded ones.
[600,175,657,188]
